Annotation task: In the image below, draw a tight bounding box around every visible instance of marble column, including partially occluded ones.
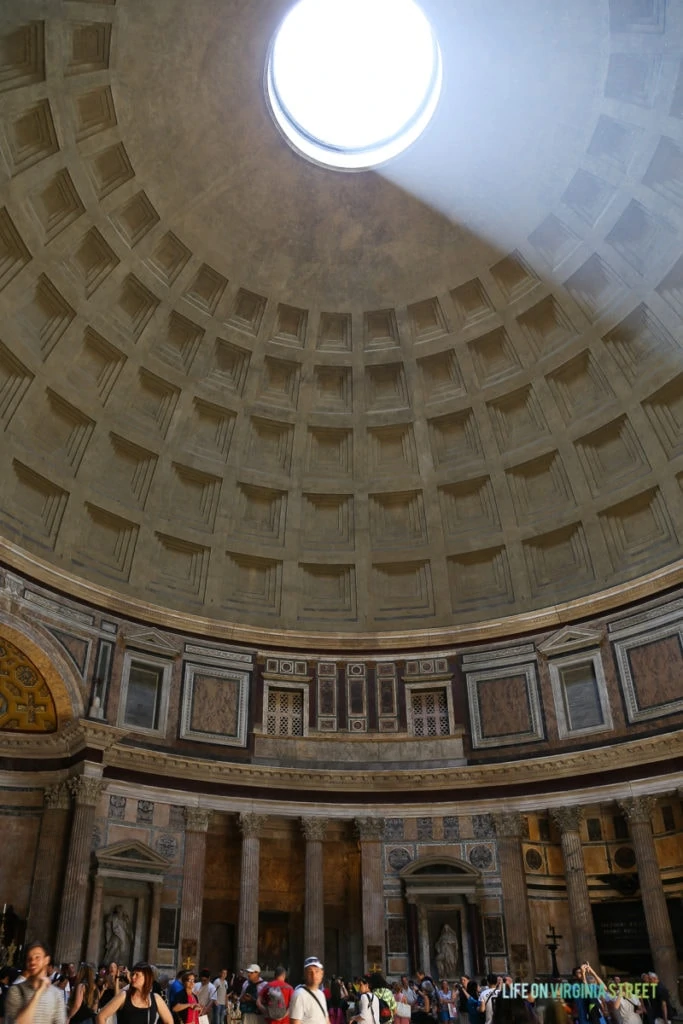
[355,817,385,971]
[237,813,266,969]
[550,806,600,966]
[178,807,211,968]
[86,875,105,964]
[492,812,535,978]
[55,776,105,964]
[148,880,163,965]
[26,782,71,946]
[301,818,326,957]
[619,796,678,999]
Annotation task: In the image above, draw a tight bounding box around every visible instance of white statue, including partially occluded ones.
[435,923,459,979]
[103,904,132,964]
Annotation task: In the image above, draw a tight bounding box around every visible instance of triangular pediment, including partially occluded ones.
[537,625,603,656]
[122,628,179,655]
[95,839,170,873]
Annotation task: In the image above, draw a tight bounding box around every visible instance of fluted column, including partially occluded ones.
[148,880,163,964]
[301,818,326,957]
[355,817,385,971]
[492,812,535,978]
[237,813,266,969]
[619,797,678,999]
[178,807,211,968]
[55,776,105,963]
[550,806,600,966]
[86,875,105,964]
[26,782,71,946]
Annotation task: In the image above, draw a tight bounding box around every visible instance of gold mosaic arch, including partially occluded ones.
[0,633,57,732]
[0,1,683,636]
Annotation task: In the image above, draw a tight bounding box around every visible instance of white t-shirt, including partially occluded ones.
[289,986,328,1024]
[195,982,218,1008]
[357,994,380,1024]
[214,981,230,1007]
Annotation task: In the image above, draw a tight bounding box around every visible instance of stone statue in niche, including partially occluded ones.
[103,904,132,964]
[435,923,459,979]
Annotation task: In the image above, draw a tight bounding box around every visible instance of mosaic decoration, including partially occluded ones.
[0,635,57,732]
[388,847,412,870]
[469,844,494,870]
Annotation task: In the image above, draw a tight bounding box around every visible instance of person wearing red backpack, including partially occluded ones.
[258,968,294,1024]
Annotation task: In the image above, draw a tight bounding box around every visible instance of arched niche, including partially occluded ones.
[400,854,484,979]
[0,609,85,728]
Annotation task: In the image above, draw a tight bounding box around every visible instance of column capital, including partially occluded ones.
[618,796,657,824]
[550,806,584,833]
[44,781,71,810]
[355,816,385,841]
[67,775,104,807]
[239,812,266,838]
[492,811,525,838]
[184,807,211,832]
[301,817,327,841]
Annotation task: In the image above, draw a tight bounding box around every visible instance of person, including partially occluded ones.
[580,966,641,1024]
[240,967,266,1024]
[437,982,454,1024]
[213,972,230,1024]
[194,975,217,1020]
[67,965,98,1024]
[350,979,378,1024]
[169,974,200,1024]
[327,978,347,1024]
[289,958,328,1024]
[465,982,480,1024]
[479,977,502,1024]
[5,942,66,1024]
[258,967,293,1024]
[368,976,396,1024]
[648,975,671,1024]
[96,963,173,1024]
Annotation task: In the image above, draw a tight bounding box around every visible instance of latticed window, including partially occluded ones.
[410,688,449,736]
[266,687,304,736]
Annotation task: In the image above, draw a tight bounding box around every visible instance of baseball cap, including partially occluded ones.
[245,964,261,973]
[303,957,323,969]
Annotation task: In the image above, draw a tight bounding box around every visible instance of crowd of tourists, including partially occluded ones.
[0,944,677,1024]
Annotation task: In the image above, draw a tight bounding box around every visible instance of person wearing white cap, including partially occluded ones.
[240,966,266,1024]
[289,960,329,1024]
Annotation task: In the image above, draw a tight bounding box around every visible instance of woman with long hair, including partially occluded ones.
[68,963,99,1023]
[97,963,173,1024]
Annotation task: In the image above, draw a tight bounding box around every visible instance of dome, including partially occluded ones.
[1,0,683,641]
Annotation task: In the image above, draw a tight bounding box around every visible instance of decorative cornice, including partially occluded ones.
[618,795,658,824]
[44,781,70,810]
[239,812,266,837]
[183,807,211,832]
[301,817,327,841]
[492,811,525,838]
[355,817,385,840]
[550,806,584,833]
[88,729,683,795]
[68,775,104,806]
[3,537,683,652]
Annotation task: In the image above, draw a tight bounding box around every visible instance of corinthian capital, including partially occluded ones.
[355,817,385,841]
[239,812,266,838]
[492,811,525,838]
[67,776,104,806]
[550,806,584,833]
[618,796,657,825]
[184,807,211,832]
[301,817,327,841]
[44,782,71,810]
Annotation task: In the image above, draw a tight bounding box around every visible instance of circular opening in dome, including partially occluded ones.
[266,0,442,171]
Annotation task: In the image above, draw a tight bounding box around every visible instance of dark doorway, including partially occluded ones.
[259,911,291,975]
[200,921,235,976]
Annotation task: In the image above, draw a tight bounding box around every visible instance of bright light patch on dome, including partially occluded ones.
[266,0,442,170]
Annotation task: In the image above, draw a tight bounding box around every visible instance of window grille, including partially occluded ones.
[411,688,449,736]
[266,687,304,736]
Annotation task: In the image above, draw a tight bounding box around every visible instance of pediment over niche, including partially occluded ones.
[95,839,170,875]
[537,625,603,657]
[121,628,180,656]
